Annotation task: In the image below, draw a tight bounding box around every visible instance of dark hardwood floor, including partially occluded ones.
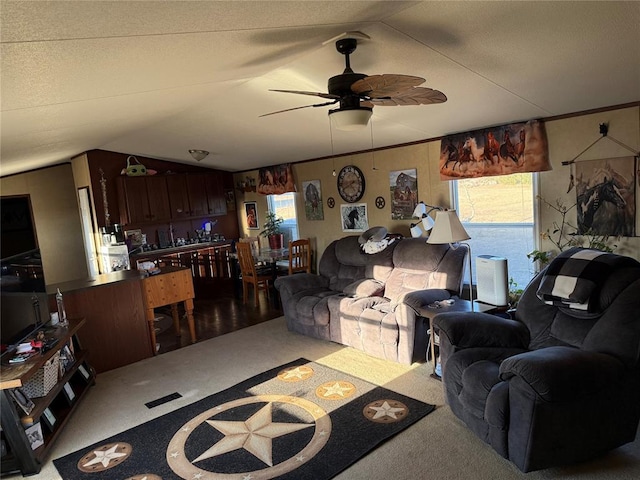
[154,276,283,354]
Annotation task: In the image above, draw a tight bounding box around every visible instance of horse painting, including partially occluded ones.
[483,131,500,164]
[499,130,519,163]
[341,204,367,232]
[344,208,359,229]
[577,177,627,235]
[305,182,320,214]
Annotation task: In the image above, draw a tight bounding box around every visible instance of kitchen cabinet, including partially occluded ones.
[186,174,209,217]
[166,175,191,220]
[116,176,171,224]
[116,172,228,225]
[0,319,95,476]
[205,173,227,216]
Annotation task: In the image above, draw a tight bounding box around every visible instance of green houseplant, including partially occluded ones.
[260,211,285,249]
[528,196,618,271]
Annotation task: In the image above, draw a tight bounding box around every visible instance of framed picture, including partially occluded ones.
[63,382,76,403]
[78,364,91,380]
[42,408,56,430]
[389,169,418,220]
[574,156,636,236]
[244,201,259,230]
[302,180,324,220]
[8,387,35,415]
[225,189,236,211]
[25,422,44,450]
[60,344,75,373]
[340,203,369,232]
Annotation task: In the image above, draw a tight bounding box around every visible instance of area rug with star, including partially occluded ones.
[53,358,435,480]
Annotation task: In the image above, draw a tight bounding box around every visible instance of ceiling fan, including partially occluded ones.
[260,36,447,130]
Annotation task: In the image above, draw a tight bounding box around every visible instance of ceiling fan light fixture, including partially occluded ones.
[329,107,372,131]
[189,149,209,162]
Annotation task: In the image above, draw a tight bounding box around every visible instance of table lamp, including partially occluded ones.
[426,210,474,310]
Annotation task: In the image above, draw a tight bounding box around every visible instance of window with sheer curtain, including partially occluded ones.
[452,173,537,290]
[267,192,299,245]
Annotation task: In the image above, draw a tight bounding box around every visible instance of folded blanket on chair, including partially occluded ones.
[536,247,634,312]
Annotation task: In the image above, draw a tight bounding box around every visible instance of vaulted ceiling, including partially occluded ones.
[1,1,638,177]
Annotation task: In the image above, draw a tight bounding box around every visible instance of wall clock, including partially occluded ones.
[337,165,365,203]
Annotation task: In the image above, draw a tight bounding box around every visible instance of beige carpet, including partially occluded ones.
[11,317,640,480]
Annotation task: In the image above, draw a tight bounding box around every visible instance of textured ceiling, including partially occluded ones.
[1,1,639,177]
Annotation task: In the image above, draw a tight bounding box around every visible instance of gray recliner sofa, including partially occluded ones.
[434,248,640,472]
[275,236,468,364]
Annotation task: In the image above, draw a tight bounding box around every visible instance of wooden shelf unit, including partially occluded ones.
[0,318,95,476]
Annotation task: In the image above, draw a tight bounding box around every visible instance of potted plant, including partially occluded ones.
[260,211,285,249]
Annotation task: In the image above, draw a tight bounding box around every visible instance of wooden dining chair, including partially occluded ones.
[236,241,272,305]
[287,238,312,274]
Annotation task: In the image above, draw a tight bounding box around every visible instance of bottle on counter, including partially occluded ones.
[56,288,69,327]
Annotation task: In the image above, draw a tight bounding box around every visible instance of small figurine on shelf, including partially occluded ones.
[56,288,69,327]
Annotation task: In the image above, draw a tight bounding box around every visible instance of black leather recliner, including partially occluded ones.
[434,248,640,472]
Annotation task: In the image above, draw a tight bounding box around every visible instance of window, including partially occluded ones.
[267,192,299,244]
[452,173,537,290]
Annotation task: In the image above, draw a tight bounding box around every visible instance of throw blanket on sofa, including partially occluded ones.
[536,247,634,312]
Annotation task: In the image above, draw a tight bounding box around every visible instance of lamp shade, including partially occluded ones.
[421,215,435,231]
[410,223,423,238]
[427,210,470,244]
[412,202,427,218]
[329,107,372,131]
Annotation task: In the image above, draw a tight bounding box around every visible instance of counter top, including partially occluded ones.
[46,269,145,295]
[129,240,232,259]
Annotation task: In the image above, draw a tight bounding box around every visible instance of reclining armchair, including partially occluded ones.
[434,248,640,472]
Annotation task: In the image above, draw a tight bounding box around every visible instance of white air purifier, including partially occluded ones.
[476,255,509,306]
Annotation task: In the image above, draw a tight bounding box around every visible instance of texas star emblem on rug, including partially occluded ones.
[54,358,435,479]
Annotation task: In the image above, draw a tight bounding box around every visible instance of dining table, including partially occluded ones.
[229,247,289,306]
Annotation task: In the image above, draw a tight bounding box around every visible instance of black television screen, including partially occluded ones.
[0,249,50,358]
[1,195,38,260]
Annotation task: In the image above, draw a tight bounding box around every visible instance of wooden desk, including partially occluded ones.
[140,266,196,354]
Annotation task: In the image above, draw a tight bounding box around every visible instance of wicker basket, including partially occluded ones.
[22,351,60,398]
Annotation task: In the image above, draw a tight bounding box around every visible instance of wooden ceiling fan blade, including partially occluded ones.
[259,100,338,117]
[369,87,447,106]
[351,74,426,97]
[270,89,340,100]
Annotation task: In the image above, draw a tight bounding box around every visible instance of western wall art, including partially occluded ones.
[257,163,296,195]
[439,120,551,180]
[302,180,324,220]
[575,156,636,237]
[341,203,369,232]
[389,169,417,220]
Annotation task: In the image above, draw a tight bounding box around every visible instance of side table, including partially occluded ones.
[418,299,505,380]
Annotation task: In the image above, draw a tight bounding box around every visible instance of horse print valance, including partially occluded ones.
[575,156,636,237]
[439,119,551,180]
[257,163,296,195]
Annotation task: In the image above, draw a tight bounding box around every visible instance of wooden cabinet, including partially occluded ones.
[145,176,172,222]
[0,319,95,476]
[205,173,227,216]
[186,174,209,217]
[166,175,191,220]
[116,176,171,224]
[116,172,227,225]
